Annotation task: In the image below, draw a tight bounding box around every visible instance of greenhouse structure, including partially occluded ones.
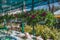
[0,0,59,13]
[0,0,60,40]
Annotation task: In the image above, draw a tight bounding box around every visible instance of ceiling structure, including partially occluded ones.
[0,0,59,13]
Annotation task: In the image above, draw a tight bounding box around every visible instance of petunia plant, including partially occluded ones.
[20,10,56,27]
[19,10,56,35]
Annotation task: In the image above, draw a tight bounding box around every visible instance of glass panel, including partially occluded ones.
[0,0,59,13]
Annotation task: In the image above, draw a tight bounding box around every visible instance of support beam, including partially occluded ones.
[31,0,34,11]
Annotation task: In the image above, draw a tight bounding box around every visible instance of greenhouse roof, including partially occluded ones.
[0,0,59,13]
[54,10,60,15]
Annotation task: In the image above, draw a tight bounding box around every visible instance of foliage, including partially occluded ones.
[24,24,60,40]
[35,24,59,40]
[20,10,56,26]
[0,14,15,23]
[0,10,56,26]
[24,25,32,33]
[0,24,4,28]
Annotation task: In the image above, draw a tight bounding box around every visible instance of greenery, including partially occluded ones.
[24,24,60,40]
[0,9,60,40]
[0,14,15,23]
[0,10,56,26]
[0,24,4,28]
[20,10,56,26]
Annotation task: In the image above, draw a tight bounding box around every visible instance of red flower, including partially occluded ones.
[31,15,35,19]
[41,12,47,16]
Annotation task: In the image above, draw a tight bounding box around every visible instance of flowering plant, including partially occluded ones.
[0,10,56,26]
[20,10,56,26]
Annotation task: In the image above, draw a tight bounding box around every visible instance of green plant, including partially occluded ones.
[23,24,60,40]
[0,24,4,29]
[0,10,56,26]
[19,10,56,27]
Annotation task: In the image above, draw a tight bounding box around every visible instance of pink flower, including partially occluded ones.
[31,15,35,19]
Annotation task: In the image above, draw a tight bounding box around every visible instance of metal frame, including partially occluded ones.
[0,0,59,13]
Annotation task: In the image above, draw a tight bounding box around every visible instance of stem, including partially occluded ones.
[22,22,24,33]
[31,0,34,11]
[47,0,51,11]
[32,23,35,35]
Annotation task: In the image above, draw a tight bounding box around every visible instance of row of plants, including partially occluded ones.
[24,24,60,40]
[0,9,56,26]
[0,14,15,23]
[0,9,59,40]
[20,10,56,26]
[18,10,59,40]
